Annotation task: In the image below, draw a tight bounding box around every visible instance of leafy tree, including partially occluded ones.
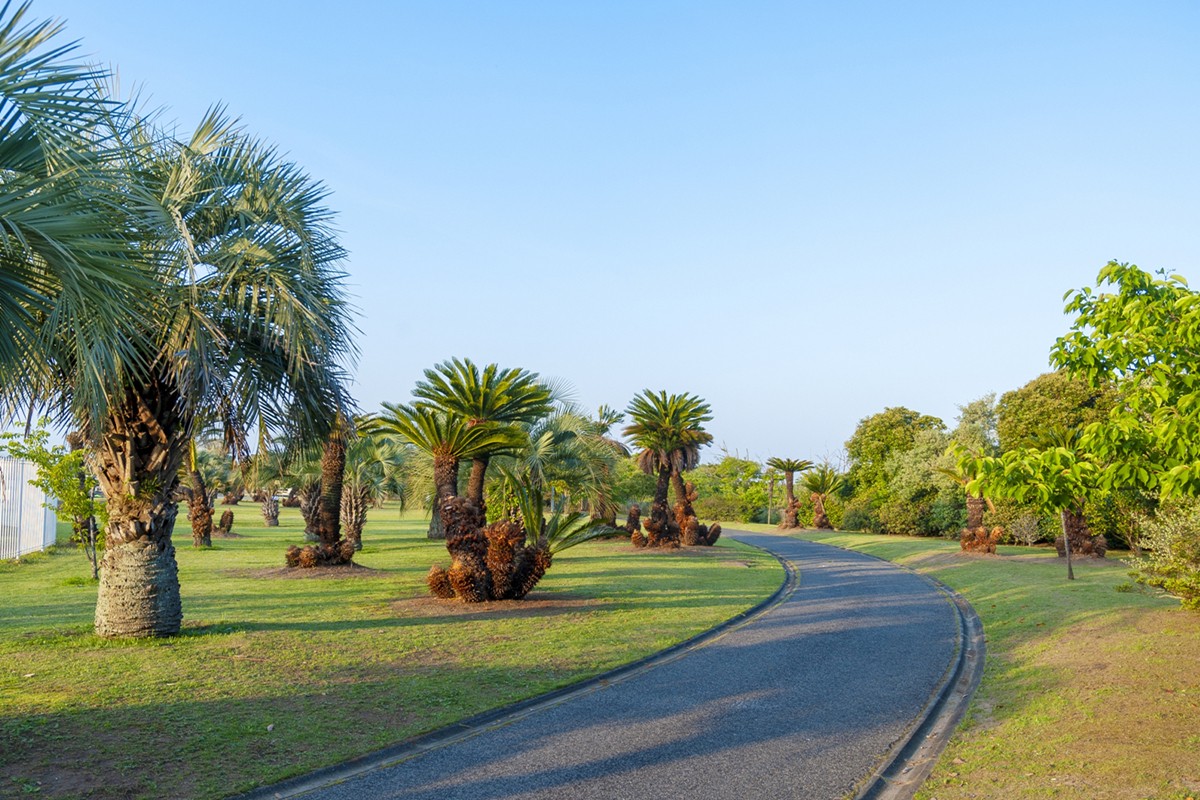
[623,390,713,547]
[3,425,105,578]
[951,394,1000,456]
[878,428,962,536]
[996,371,1116,452]
[765,457,813,529]
[845,407,945,495]
[340,427,407,550]
[688,454,767,523]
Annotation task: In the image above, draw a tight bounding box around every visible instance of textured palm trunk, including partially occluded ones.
[965,493,986,530]
[188,470,213,547]
[428,453,459,539]
[812,492,833,530]
[261,496,280,526]
[317,424,347,547]
[670,470,695,517]
[298,479,322,542]
[341,484,368,550]
[780,472,799,528]
[466,454,490,510]
[92,378,188,638]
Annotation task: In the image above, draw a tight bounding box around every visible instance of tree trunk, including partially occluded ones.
[671,470,695,517]
[812,492,833,530]
[261,496,279,526]
[91,378,188,638]
[298,479,321,542]
[467,454,490,511]
[965,493,986,530]
[317,422,347,546]
[1060,509,1075,581]
[188,470,213,547]
[341,484,368,550]
[428,454,460,539]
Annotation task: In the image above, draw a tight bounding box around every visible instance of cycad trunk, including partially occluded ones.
[467,454,490,511]
[318,425,347,547]
[341,483,369,550]
[188,470,213,547]
[261,496,280,526]
[428,454,460,539]
[640,465,680,548]
[670,470,695,518]
[812,492,833,530]
[780,472,799,529]
[92,379,188,638]
[298,479,321,542]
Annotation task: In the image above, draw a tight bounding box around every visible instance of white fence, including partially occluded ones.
[0,456,58,560]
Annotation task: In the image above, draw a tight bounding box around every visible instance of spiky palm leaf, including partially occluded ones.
[802,463,844,497]
[623,390,713,476]
[412,357,553,426]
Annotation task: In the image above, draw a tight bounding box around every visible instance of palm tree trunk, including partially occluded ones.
[812,492,833,530]
[781,471,799,529]
[188,470,213,547]
[299,479,321,542]
[318,423,347,546]
[670,470,695,516]
[429,454,459,539]
[261,496,280,526]
[467,454,490,510]
[341,484,368,550]
[91,379,188,638]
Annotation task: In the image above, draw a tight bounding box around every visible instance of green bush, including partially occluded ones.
[841,496,882,533]
[1130,502,1200,610]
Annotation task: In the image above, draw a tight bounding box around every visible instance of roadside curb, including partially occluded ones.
[231,542,798,800]
[776,533,986,800]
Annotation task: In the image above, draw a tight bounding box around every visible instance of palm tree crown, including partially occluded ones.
[412,357,553,426]
[624,390,713,476]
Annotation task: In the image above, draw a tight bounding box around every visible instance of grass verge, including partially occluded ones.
[0,507,780,800]
[730,522,1199,800]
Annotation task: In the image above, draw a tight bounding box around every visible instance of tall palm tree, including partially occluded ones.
[623,390,713,547]
[26,103,354,636]
[411,358,553,508]
[370,403,519,538]
[803,464,844,530]
[765,457,814,529]
[0,4,148,423]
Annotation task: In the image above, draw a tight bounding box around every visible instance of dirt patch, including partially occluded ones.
[225,563,385,580]
[391,591,604,620]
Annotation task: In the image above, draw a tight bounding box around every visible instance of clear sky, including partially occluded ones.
[40,0,1200,463]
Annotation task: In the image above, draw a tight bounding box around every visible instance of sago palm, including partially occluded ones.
[340,427,407,550]
[623,390,713,546]
[411,357,553,507]
[765,457,814,529]
[802,464,844,530]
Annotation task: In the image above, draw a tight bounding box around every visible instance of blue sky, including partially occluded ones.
[42,1,1200,462]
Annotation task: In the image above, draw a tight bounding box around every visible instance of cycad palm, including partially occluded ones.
[765,457,814,529]
[623,390,713,547]
[371,402,521,538]
[412,357,553,507]
[802,464,844,530]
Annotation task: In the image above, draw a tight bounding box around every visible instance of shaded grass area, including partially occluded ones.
[0,507,781,800]
[732,522,1200,800]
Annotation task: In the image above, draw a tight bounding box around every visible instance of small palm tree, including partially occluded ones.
[411,358,553,508]
[370,403,520,538]
[623,390,713,547]
[340,428,407,550]
[765,457,814,529]
[802,464,844,530]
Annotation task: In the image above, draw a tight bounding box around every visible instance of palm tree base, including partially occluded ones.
[94,542,183,638]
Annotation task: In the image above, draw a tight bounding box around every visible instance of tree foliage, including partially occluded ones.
[845,406,944,494]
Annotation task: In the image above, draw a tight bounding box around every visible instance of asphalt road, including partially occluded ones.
[290,532,960,800]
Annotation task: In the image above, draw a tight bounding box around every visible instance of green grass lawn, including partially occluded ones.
[730,522,1200,800]
[0,506,781,800]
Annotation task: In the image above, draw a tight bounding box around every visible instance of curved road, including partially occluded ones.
[272,533,962,800]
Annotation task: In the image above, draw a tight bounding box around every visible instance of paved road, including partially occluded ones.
[292,532,960,800]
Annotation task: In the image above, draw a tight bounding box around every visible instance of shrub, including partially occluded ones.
[1129,502,1200,610]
